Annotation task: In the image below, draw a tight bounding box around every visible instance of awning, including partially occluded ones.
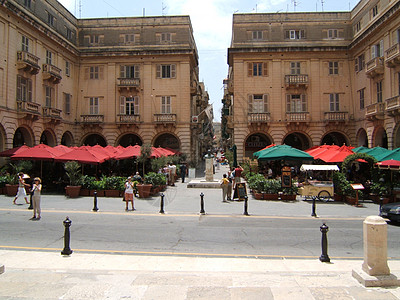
[300,164,339,171]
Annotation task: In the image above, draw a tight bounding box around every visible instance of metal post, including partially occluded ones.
[311,197,317,217]
[61,217,73,256]
[92,191,98,212]
[159,192,165,214]
[200,192,205,215]
[243,195,249,216]
[28,193,33,210]
[319,223,330,262]
[379,196,384,216]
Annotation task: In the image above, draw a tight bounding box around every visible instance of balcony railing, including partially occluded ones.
[17,100,41,114]
[117,78,140,90]
[365,57,384,78]
[154,114,176,123]
[42,63,62,83]
[366,102,385,120]
[285,75,309,88]
[223,78,234,94]
[16,51,40,74]
[248,112,271,123]
[42,107,62,119]
[324,111,348,122]
[117,114,141,124]
[81,114,104,123]
[386,43,400,67]
[385,96,400,115]
[285,112,309,122]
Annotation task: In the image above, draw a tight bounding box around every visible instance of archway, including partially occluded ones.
[118,134,143,147]
[356,128,369,147]
[321,131,349,146]
[61,131,74,146]
[244,133,272,158]
[283,132,310,150]
[13,127,33,147]
[39,129,56,146]
[393,124,400,149]
[82,134,107,146]
[374,127,388,148]
[153,133,180,151]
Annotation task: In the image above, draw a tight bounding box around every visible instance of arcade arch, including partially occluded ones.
[283,132,310,150]
[244,133,273,158]
[82,133,107,146]
[321,131,349,146]
[13,127,34,147]
[118,133,143,147]
[39,129,57,146]
[153,133,180,151]
[373,127,388,148]
[356,128,369,147]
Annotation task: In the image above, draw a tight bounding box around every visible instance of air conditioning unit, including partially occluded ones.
[191,115,198,123]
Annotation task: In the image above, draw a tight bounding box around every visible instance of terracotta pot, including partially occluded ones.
[281,194,296,201]
[137,184,152,198]
[6,184,19,197]
[105,189,120,197]
[91,190,105,197]
[263,193,279,200]
[80,188,90,196]
[65,185,81,198]
[254,192,263,200]
[333,194,344,202]
[345,196,357,205]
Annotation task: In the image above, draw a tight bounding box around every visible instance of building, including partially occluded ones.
[0,0,211,163]
[222,0,400,162]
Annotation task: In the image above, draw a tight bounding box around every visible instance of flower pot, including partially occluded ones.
[80,188,90,196]
[254,192,263,200]
[6,184,19,197]
[105,189,120,197]
[65,185,81,198]
[345,196,357,205]
[263,193,279,200]
[90,190,105,197]
[333,194,344,202]
[137,184,152,198]
[281,194,296,201]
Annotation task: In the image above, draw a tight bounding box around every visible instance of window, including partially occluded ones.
[252,31,263,40]
[286,94,307,112]
[328,29,338,39]
[124,34,135,43]
[16,75,32,102]
[377,81,383,103]
[161,96,171,114]
[120,96,139,115]
[290,62,301,75]
[46,50,52,65]
[45,86,54,107]
[372,5,378,18]
[65,61,70,77]
[90,35,99,44]
[329,61,339,75]
[248,62,267,77]
[161,33,171,42]
[371,40,384,58]
[24,0,31,8]
[66,28,72,40]
[21,35,29,52]
[355,54,365,72]
[120,65,139,78]
[248,94,268,113]
[89,97,99,115]
[64,93,71,114]
[47,12,55,27]
[355,22,361,33]
[358,88,365,109]
[90,66,99,79]
[156,64,176,79]
[329,94,340,112]
[286,30,305,40]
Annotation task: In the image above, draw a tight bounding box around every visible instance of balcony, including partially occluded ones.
[81,114,104,125]
[117,114,141,125]
[117,78,140,91]
[248,113,271,123]
[365,102,385,120]
[324,111,348,123]
[223,78,234,94]
[190,78,198,95]
[284,75,309,89]
[16,100,41,120]
[386,43,400,68]
[365,57,384,78]
[42,64,62,84]
[154,114,176,124]
[285,112,310,123]
[43,107,62,123]
[16,51,40,74]
[225,115,234,129]
[385,95,400,116]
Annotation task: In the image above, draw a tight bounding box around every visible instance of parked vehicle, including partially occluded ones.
[380,202,400,222]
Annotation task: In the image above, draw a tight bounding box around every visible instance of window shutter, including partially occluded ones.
[120,96,125,114]
[120,65,125,78]
[84,35,90,45]
[28,79,32,102]
[354,58,359,72]
[156,65,161,78]
[285,30,290,39]
[301,94,307,112]
[134,65,140,79]
[134,96,139,114]
[263,62,268,76]
[371,45,376,59]
[300,30,305,39]
[336,94,340,111]
[16,76,21,101]
[99,35,104,44]
[171,64,176,78]
[248,95,253,113]
[286,95,291,112]
[379,40,384,57]
[263,94,268,112]
[247,63,253,77]
[119,35,124,44]
[99,66,104,80]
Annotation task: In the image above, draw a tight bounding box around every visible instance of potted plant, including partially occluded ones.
[64,161,82,198]
[281,179,299,201]
[370,181,390,204]
[5,161,32,197]
[91,179,105,197]
[80,175,96,196]
[137,172,154,198]
[247,174,265,200]
[332,172,347,201]
[262,179,280,200]
[0,175,7,194]
[104,176,122,197]
[144,172,167,195]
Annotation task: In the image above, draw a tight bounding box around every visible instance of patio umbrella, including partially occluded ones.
[353,146,369,153]
[305,145,340,160]
[114,145,142,160]
[53,145,73,154]
[377,148,400,162]
[11,144,64,161]
[54,146,110,164]
[316,145,354,163]
[253,144,276,158]
[377,159,400,170]
[256,145,313,161]
[0,145,30,157]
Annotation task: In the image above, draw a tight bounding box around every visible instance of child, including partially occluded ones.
[220,174,230,203]
[30,177,42,220]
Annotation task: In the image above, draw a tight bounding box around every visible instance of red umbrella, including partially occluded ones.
[0,145,30,157]
[377,159,400,170]
[313,145,354,163]
[11,144,63,161]
[306,145,339,158]
[53,145,73,154]
[54,147,110,164]
[114,145,142,160]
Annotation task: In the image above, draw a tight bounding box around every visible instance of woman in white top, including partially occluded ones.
[30,177,42,220]
[13,172,29,205]
[124,177,135,211]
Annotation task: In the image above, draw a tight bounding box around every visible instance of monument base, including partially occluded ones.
[0,264,4,274]
[352,268,400,287]
[187,179,220,188]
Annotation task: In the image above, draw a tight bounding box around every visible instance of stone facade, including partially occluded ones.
[0,0,211,163]
[222,0,400,162]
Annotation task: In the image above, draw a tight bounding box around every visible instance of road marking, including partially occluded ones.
[0,208,365,220]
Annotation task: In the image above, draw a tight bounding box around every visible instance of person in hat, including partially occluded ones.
[30,177,42,220]
[13,172,30,205]
[124,176,135,211]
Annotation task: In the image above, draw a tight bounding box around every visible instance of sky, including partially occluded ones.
[58,0,360,121]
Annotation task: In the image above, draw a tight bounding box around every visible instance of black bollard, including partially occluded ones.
[61,217,73,256]
[159,193,165,214]
[311,197,317,217]
[379,196,384,216]
[319,223,330,262]
[92,191,99,212]
[200,192,205,215]
[243,195,249,216]
[28,193,33,210]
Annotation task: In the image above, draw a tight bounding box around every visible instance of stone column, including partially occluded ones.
[205,156,214,182]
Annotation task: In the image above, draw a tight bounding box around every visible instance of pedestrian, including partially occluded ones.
[220,174,230,202]
[180,163,187,183]
[124,177,135,211]
[132,171,142,183]
[234,165,243,184]
[13,172,30,205]
[227,169,233,201]
[30,177,42,220]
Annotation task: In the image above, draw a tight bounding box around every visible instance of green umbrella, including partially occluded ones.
[353,146,369,153]
[256,145,314,161]
[364,147,392,161]
[377,148,400,161]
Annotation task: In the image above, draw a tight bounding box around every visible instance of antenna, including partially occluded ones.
[162,2,167,16]
[79,0,82,18]
[321,0,325,12]
[292,0,298,12]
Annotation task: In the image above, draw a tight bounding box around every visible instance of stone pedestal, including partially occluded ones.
[353,216,400,287]
[0,264,4,274]
[205,157,214,182]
